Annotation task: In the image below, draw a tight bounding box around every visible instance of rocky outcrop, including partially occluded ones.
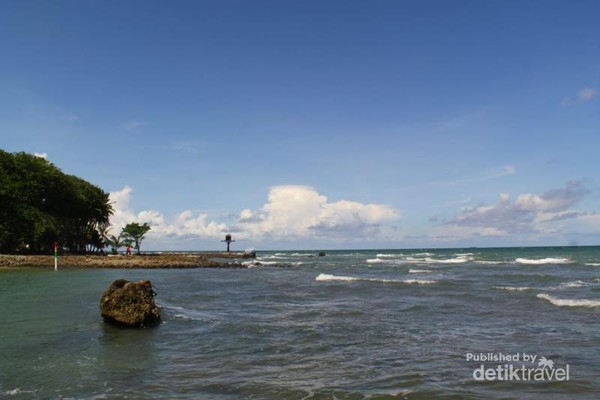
[99,279,160,328]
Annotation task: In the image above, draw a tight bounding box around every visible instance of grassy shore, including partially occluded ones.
[0,253,253,269]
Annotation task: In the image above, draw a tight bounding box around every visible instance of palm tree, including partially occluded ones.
[106,234,123,254]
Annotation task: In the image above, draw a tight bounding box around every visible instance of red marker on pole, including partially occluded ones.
[54,241,58,271]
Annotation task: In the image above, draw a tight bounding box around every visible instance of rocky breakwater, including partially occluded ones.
[0,253,246,268]
[100,279,161,328]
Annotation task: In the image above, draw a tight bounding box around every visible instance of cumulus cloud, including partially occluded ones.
[108,186,227,240]
[33,152,48,159]
[235,185,400,240]
[441,180,589,236]
[108,185,400,246]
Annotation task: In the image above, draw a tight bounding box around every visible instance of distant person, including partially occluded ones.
[126,245,132,255]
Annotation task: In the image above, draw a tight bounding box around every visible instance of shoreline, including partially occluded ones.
[0,253,254,269]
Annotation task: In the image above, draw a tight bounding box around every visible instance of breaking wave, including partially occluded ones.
[537,293,600,308]
[515,257,572,265]
[559,280,591,288]
[493,286,534,292]
[315,273,437,285]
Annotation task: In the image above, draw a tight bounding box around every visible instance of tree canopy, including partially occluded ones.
[121,222,151,255]
[0,150,113,254]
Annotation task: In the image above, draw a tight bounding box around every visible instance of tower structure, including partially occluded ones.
[221,234,235,252]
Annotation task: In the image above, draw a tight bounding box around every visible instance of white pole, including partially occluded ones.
[54,241,58,271]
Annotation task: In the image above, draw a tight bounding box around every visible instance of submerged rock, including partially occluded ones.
[318,252,326,257]
[99,279,160,328]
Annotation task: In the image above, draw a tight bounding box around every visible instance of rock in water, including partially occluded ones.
[100,279,160,328]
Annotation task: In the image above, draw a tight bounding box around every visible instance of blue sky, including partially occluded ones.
[2,0,599,250]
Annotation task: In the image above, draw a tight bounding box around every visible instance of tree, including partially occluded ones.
[121,222,151,255]
[0,150,113,254]
[106,234,123,254]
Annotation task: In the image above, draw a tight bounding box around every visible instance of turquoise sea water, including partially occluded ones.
[1,247,600,399]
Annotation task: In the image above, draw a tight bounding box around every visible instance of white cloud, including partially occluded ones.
[236,185,400,240]
[438,180,589,238]
[108,186,228,240]
[108,185,400,246]
[33,152,48,159]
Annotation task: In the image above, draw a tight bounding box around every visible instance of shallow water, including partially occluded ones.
[1,247,600,398]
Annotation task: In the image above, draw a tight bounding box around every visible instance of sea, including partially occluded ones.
[1,246,600,399]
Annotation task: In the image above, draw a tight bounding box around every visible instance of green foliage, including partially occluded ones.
[120,222,151,254]
[0,150,113,254]
[106,234,123,254]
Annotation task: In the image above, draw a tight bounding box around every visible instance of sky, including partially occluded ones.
[1,0,599,250]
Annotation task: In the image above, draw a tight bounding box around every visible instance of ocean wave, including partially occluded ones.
[515,257,572,265]
[408,269,432,274]
[537,293,600,307]
[366,258,387,264]
[376,253,403,258]
[559,280,591,288]
[585,263,600,267]
[315,273,437,285]
[367,255,471,265]
[1,389,39,397]
[243,260,280,267]
[402,279,438,285]
[315,273,399,283]
[493,286,534,292]
[428,255,472,264]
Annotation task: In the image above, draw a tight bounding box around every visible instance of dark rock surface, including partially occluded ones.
[99,279,161,328]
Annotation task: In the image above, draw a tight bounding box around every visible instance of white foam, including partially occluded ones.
[428,255,472,264]
[408,269,432,274]
[493,286,534,292]
[376,253,403,258]
[2,389,37,396]
[402,279,438,285]
[368,255,471,265]
[242,260,279,267]
[315,273,402,284]
[316,273,359,282]
[585,263,600,266]
[537,293,600,307]
[515,257,572,265]
[172,314,193,321]
[560,280,590,288]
